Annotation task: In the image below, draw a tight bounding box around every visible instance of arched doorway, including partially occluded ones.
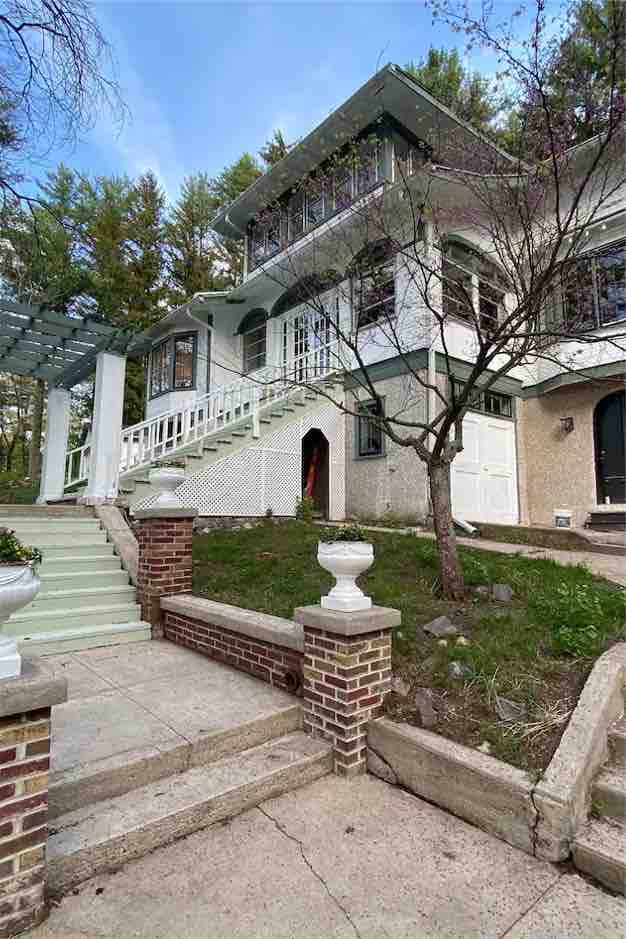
[302,429,329,519]
[594,390,626,505]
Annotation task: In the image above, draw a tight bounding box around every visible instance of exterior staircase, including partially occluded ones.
[0,505,150,655]
[115,379,343,515]
[573,704,626,894]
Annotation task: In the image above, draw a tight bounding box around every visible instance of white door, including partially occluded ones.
[451,412,518,524]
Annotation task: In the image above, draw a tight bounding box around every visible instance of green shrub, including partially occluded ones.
[295,495,315,522]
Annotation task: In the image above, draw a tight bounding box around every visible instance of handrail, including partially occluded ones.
[63,338,340,489]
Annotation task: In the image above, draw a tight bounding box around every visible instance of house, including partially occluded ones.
[51,65,624,533]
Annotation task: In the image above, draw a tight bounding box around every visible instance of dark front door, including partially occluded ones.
[595,390,626,504]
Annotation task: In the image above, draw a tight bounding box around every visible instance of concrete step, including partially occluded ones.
[0,518,102,533]
[6,602,142,636]
[573,817,626,895]
[27,584,136,613]
[40,542,115,559]
[39,569,130,594]
[24,530,108,548]
[38,553,121,574]
[593,766,626,819]
[609,719,626,767]
[48,732,332,895]
[19,621,152,656]
[49,703,303,819]
[0,505,93,518]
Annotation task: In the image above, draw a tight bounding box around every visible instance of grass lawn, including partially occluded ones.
[0,472,38,506]
[193,520,625,775]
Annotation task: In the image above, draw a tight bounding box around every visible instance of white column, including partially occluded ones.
[37,387,71,504]
[82,351,127,504]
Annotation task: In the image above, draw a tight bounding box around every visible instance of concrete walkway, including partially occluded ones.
[320,522,626,587]
[32,774,624,938]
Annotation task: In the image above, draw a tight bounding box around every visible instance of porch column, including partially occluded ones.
[36,388,70,505]
[82,352,127,504]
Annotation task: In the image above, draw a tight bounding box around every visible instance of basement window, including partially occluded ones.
[357,399,385,458]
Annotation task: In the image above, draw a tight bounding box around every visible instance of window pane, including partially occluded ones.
[596,240,626,325]
[484,390,512,417]
[243,323,266,373]
[478,281,502,333]
[442,259,473,320]
[307,179,325,227]
[288,191,304,240]
[355,138,380,195]
[358,401,383,456]
[174,336,195,389]
[333,163,353,211]
[150,340,171,397]
[357,257,395,328]
[561,256,595,330]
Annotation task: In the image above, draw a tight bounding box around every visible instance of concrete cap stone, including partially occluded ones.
[294,605,401,636]
[133,506,198,520]
[0,659,67,717]
[161,595,304,652]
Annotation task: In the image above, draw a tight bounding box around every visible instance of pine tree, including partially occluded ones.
[404,49,497,133]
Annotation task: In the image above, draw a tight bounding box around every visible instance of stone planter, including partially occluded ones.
[0,563,40,678]
[147,466,186,509]
[317,541,374,612]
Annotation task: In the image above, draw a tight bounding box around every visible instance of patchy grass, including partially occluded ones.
[193,521,625,774]
[0,473,38,506]
[470,522,592,552]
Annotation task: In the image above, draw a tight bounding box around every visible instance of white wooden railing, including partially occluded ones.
[63,340,339,490]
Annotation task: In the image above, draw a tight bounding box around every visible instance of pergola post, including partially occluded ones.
[37,388,71,505]
[82,351,127,505]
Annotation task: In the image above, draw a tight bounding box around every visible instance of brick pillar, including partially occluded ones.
[0,662,67,937]
[134,506,198,636]
[294,605,400,777]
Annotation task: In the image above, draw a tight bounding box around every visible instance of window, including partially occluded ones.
[241,310,267,374]
[173,335,195,389]
[559,240,626,330]
[354,240,396,328]
[357,400,385,457]
[355,137,380,195]
[150,339,171,397]
[150,333,196,398]
[306,179,325,228]
[288,190,305,241]
[333,163,353,212]
[441,240,506,333]
[451,379,513,418]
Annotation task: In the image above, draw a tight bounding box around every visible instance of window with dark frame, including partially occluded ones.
[149,333,196,399]
[357,399,385,457]
[451,379,513,418]
[355,241,396,329]
[441,240,505,333]
[559,239,626,330]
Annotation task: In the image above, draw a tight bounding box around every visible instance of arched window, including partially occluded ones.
[238,309,267,374]
[271,271,343,319]
[441,239,507,333]
[352,238,397,329]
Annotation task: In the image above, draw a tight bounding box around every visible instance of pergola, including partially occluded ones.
[0,298,147,504]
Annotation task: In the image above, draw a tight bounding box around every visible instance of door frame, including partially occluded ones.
[594,389,626,505]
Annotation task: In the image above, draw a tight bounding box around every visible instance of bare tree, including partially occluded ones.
[0,0,124,203]
[244,1,625,597]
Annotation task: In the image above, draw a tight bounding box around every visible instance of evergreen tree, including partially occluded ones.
[259,129,290,167]
[405,49,497,133]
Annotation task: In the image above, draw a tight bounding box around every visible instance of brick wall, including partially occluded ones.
[0,708,51,938]
[136,515,194,630]
[163,611,303,695]
[302,626,392,776]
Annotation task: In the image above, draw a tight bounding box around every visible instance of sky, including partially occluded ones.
[23,0,510,203]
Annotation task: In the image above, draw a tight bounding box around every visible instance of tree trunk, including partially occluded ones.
[428,460,465,599]
[28,380,45,481]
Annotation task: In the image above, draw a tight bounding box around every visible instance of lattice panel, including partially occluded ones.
[163,400,346,519]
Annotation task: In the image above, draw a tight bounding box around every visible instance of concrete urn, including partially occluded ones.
[0,563,40,678]
[148,466,186,509]
[317,541,374,612]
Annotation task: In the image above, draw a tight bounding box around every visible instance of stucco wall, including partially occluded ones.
[518,383,621,529]
[345,374,429,521]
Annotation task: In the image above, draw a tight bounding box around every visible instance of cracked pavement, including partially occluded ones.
[32,775,625,939]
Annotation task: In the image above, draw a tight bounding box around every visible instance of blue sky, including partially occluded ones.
[29,1,510,201]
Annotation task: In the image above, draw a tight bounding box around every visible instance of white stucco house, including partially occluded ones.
[37,65,624,532]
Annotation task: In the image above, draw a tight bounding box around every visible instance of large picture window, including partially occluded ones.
[559,239,626,329]
[149,333,196,398]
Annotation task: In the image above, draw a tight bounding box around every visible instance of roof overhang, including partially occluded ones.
[0,299,140,388]
[212,63,520,238]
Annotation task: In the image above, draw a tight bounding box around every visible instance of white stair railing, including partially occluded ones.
[63,339,339,490]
